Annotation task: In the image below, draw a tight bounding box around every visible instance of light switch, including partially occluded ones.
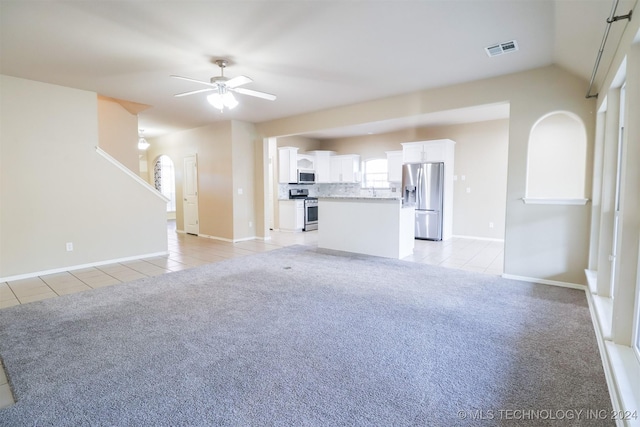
[466,187,471,193]
[237,188,243,195]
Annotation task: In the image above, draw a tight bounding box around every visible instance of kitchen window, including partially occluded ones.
[362,158,389,189]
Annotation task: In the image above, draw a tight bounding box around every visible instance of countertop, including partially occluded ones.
[318,196,402,201]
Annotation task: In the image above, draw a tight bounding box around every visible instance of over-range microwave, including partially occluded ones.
[297,169,315,184]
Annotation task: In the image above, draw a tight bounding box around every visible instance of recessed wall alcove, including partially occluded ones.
[524,111,588,205]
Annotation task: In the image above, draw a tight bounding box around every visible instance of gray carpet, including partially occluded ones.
[0,245,612,426]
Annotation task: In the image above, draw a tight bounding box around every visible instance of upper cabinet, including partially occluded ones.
[308,150,334,183]
[386,150,403,183]
[297,154,315,171]
[402,139,453,163]
[278,147,298,183]
[279,148,362,184]
[330,154,360,183]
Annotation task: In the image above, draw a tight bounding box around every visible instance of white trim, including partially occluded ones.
[199,234,258,243]
[451,234,505,243]
[0,251,169,283]
[585,268,598,293]
[522,198,590,205]
[501,273,585,290]
[522,197,589,205]
[604,342,640,427]
[175,229,272,242]
[585,291,626,427]
[592,295,614,340]
[96,146,169,203]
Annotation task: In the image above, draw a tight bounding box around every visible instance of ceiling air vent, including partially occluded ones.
[485,40,519,57]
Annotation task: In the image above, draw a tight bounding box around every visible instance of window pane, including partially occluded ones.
[363,159,389,188]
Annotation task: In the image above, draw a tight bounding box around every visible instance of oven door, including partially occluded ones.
[304,201,318,231]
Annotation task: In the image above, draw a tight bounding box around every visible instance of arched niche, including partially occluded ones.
[525,111,588,204]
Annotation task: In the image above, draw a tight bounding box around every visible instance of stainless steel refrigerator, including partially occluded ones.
[402,162,444,240]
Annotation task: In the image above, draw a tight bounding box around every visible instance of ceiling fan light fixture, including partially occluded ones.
[223,92,238,109]
[207,93,225,110]
[207,91,238,110]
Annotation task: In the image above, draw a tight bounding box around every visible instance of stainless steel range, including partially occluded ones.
[289,189,318,231]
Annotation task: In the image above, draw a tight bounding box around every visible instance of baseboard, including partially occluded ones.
[0,251,170,283]
[501,274,585,290]
[451,234,505,242]
[199,234,258,243]
[176,231,271,243]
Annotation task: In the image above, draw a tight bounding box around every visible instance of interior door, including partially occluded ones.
[183,155,199,235]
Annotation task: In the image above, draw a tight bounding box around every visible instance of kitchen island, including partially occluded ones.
[318,196,414,259]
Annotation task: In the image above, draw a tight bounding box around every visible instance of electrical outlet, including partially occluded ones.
[66,242,74,252]
[489,222,494,229]
[466,187,471,193]
[249,221,253,227]
[237,188,243,195]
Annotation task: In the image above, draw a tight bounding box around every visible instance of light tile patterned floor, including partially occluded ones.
[0,222,502,409]
[0,222,503,310]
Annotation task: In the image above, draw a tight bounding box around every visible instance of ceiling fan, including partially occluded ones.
[171,59,276,111]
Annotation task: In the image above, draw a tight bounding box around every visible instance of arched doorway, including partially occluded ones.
[153,155,176,218]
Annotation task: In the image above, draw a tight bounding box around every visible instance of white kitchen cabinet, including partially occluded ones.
[402,139,451,163]
[330,154,360,183]
[297,154,315,170]
[279,199,304,231]
[278,147,299,183]
[308,150,334,183]
[386,150,403,183]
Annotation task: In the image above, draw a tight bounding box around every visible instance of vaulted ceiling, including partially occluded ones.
[0,1,634,137]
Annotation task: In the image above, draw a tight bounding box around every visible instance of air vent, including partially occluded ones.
[485,40,519,57]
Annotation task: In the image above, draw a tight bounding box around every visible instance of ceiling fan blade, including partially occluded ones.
[174,88,216,97]
[170,75,217,88]
[233,87,277,101]
[226,75,252,88]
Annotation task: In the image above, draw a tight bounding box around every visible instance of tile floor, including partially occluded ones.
[0,221,503,408]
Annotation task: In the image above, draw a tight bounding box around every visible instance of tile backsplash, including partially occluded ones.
[278,182,400,199]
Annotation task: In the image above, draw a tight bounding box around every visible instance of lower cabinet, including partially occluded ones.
[279,200,304,231]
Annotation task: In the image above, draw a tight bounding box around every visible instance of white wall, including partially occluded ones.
[0,75,168,279]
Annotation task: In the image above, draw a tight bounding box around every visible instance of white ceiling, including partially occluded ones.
[0,1,633,138]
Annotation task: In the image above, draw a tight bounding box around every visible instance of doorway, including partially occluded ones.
[183,154,199,235]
